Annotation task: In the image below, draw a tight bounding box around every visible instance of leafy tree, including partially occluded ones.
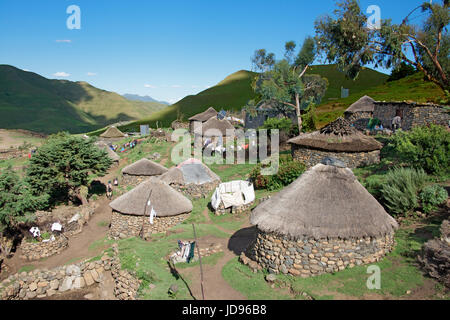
[251,37,329,131]
[315,0,449,91]
[26,132,112,206]
[0,168,47,260]
[388,62,417,82]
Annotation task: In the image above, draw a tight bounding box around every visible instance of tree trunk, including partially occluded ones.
[75,188,88,206]
[295,93,302,133]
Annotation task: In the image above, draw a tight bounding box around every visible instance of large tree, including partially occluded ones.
[251,37,329,131]
[26,132,112,206]
[315,0,449,91]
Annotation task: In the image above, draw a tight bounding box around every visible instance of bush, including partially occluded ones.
[250,155,305,191]
[389,124,450,176]
[260,117,293,133]
[419,185,448,214]
[379,167,428,216]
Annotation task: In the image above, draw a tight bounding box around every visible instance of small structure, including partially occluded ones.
[100,126,127,139]
[109,178,193,239]
[188,107,218,133]
[121,158,169,186]
[140,125,150,136]
[344,95,376,131]
[211,180,255,215]
[159,158,221,199]
[246,158,398,277]
[95,141,120,163]
[288,117,382,168]
[201,116,235,137]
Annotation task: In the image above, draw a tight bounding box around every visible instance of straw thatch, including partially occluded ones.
[250,163,398,240]
[345,95,375,114]
[100,126,126,138]
[159,159,220,185]
[109,178,193,217]
[189,107,218,122]
[122,158,169,176]
[95,141,120,162]
[288,117,382,152]
[201,116,235,137]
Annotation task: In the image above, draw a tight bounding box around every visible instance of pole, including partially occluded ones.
[192,223,205,300]
[141,189,153,239]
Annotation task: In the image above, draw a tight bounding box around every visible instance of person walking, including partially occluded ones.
[106,181,113,200]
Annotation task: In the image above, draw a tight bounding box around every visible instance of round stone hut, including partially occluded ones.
[159,158,221,199]
[99,126,127,142]
[109,178,193,239]
[121,158,169,186]
[188,107,218,134]
[95,141,120,164]
[246,159,398,277]
[288,117,382,169]
[344,95,375,130]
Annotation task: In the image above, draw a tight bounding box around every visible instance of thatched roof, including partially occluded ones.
[189,107,218,122]
[159,159,221,185]
[345,95,375,114]
[122,158,169,176]
[201,116,235,137]
[250,162,398,240]
[100,126,126,138]
[95,141,120,162]
[288,117,382,152]
[109,178,193,217]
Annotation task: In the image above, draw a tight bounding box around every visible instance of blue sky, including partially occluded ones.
[0,0,430,104]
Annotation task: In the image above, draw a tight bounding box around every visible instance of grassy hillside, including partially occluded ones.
[114,65,388,133]
[315,72,447,128]
[0,65,167,134]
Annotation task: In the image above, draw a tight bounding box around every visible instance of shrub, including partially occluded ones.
[389,124,450,176]
[250,155,305,191]
[379,167,428,216]
[419,185,448,214]
[260,117,293,133]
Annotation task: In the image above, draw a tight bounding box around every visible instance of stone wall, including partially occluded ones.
[291,145,380,169]
[169,181,220,199]
[344,112,373,131]
[109,211,190,240]
[245,230,395,277]
[373,102,450,131]
[214,202,254,216]
[110,243,141,300]
[20,236,69,261]
[122,174,157,187]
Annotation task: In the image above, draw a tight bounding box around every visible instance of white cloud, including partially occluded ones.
[87,72,97,76]
[53,72,70,77]
[144,84,157,89]
[56,39,72,43]
[171,85,182,88]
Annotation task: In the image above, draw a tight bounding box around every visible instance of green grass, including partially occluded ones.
[88,236,114,251]
[18,265,36,273]
[176,251,225,269]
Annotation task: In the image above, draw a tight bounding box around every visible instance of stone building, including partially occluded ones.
[246,158,398,277]
[188,107,218,134]
[288,117,383,169]
[343,95,376,131]
[109,178,193,239]
[99,126,127,142]
[159,158,221,199]
[121,158,169,185]
[94,141,120,164]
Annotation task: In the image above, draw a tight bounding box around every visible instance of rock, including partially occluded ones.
[29,282,38,292]
[84,293,95,300]
[280,264,288,275]
[66,265,81,276]
[73,277,85,289]
[38,281,48,288]
[59,277,73,292]
[49,279,59,290]
[265,274,277,283]
[26,291,37,299]
[289,268,301,276]
[83,272,95,286]
[90,269,100,283]
[47,289,56,297]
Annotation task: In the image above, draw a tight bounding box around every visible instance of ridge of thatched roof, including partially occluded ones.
[95,141,120,162]
[201,116,235,136]
[288,117,382,152]
[159,160,220,185]
[345,95,375,114]
[100,126,126,138]
[122,158,169,176]
[189,107,218,122]
[109,178,193,217]
[250,163,398,240]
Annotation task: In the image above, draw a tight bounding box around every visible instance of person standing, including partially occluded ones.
[106,181,113,200]
[392,113,402,133]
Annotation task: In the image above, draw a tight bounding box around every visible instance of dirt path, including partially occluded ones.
[5,197,112,274]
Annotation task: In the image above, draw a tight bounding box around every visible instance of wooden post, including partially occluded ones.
[192,224,205,300]
[141,189,153,240]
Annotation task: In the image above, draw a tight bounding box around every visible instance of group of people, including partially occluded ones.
[109,139,139,153]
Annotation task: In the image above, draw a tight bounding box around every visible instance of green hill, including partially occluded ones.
[115,65,388,133]
[0,65,167,134]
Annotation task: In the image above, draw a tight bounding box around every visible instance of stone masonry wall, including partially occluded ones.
[246,230,395,277]
[292,146,380,169]
[169,181,220,199]
[109,211,190,240]
[20,236,68,261]
[110,243,141,300]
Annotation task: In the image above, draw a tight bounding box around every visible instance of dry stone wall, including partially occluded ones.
[169,181,219,199]
[245,230,395,277]
[20,236,68,261]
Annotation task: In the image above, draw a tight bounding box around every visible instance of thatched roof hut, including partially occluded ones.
[100,126,126,139]
[344,95,375,114]
[189,107,218,122]
[160,158,220,186]
[109,178,193,217]
[95,141,120,162]
[201,116,235,137]
[250,161,398,240]
[288,117,382,153]
[122,158,169,176]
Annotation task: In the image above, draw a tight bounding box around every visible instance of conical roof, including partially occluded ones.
[189,107,218,122]
[201,116,235,137]
[345,95,375,114]
[250,162,398,240]
[95,141,120,162]
[122,158,168,176]
[159,158,220,185]
[288,117,382,152]
[100,126,126,138]
[109,178,193,217]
